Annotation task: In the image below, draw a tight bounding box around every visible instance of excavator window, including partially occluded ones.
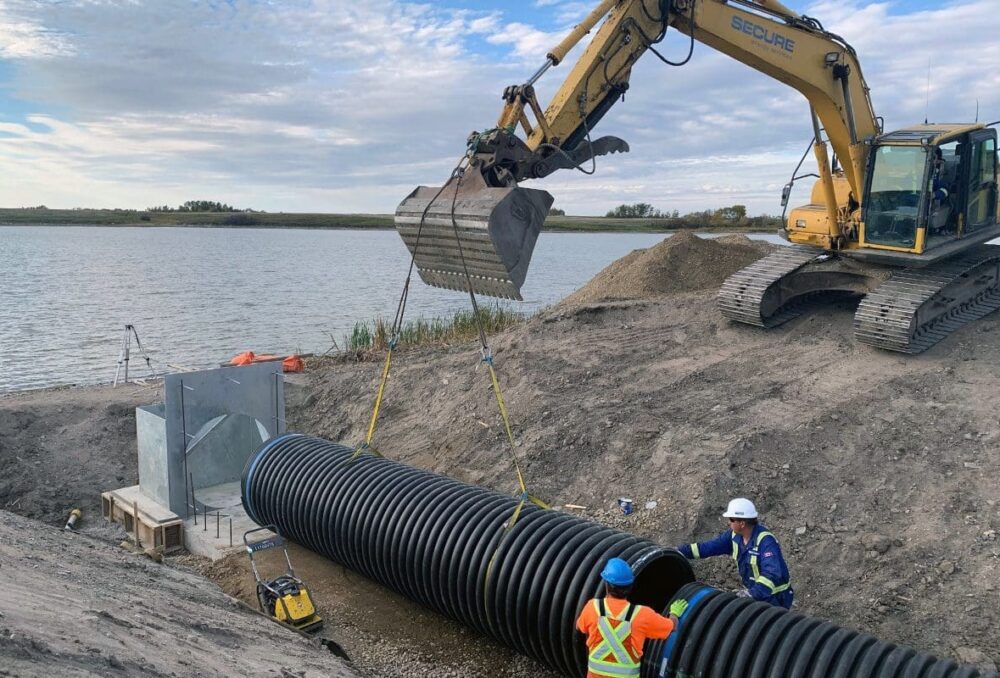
[966,134,997,230]
[926,141,960,240]
[864,145,928,248]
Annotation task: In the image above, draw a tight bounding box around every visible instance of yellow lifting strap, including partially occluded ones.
[482,348,548,513]
[353,159,469,461]
[351,344,394,461]
[435,166,547,520]
[367,348,392,447]
[475,316,547,605]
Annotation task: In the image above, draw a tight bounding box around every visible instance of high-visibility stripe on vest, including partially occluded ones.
[588,599,641,677]
[750,530,790,594]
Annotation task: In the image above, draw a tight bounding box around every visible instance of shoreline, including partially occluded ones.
[0,208,783,233]
[0,221,778,234]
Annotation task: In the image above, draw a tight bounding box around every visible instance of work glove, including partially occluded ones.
[735,588,751,598]
[668,599,689,618]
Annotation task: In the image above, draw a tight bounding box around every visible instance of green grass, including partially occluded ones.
[0,208,780,233]
[342,304,524,353]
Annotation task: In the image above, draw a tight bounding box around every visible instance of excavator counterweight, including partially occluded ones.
[395,171,552,300]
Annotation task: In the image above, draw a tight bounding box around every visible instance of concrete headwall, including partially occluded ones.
[134,363,285,515]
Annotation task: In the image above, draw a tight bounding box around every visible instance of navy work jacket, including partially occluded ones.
[678,523,793,608]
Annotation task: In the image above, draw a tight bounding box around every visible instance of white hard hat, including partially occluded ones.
[722,498,758,519]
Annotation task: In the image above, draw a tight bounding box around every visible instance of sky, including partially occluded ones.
[0,0,997,216]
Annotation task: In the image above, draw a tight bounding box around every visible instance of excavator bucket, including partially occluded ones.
[394,172,553,300]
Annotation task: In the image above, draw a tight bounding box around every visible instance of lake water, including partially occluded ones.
[0,226,785,392]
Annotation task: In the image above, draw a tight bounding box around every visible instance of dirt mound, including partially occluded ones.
[561,231,776,305]
[714,232,777,253]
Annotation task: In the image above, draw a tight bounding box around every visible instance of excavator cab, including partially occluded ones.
[861,125,998,254]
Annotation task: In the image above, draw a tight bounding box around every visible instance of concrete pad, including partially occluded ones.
[184,481,266,559]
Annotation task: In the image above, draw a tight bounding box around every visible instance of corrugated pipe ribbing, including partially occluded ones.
[646,583,998,678]
[241,434,695,676]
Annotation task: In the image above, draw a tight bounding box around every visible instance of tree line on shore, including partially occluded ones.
[602,202,783,229]
[147,200,255,213]
[6,200,783,231]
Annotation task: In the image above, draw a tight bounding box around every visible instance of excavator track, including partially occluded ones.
[853,245,1000,353]
[717,246,823,327]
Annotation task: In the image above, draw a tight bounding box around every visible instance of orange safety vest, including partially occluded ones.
[587,598,642,677]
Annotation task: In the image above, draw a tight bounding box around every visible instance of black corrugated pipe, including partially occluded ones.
[645,583,998,678]
[241,434,695,677]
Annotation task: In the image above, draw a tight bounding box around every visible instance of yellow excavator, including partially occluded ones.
[395,0,999,353]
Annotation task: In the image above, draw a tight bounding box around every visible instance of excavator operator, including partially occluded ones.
[928,147,955,234]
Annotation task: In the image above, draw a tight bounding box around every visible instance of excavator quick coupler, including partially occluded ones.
[394,169,553,300]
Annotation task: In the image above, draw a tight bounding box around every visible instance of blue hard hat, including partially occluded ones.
[600,557,635,586]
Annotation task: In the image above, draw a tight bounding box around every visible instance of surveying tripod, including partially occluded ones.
[114,324,154,386]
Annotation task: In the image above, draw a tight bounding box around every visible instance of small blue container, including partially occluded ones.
[617,497,634,515]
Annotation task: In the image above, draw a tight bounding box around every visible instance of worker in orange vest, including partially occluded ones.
[576,557,689,678]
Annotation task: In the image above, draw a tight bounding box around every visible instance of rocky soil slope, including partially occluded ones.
[0,510,358,677]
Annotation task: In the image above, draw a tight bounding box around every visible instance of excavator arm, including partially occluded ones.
[522,0,877,190]
[395,0,881,298]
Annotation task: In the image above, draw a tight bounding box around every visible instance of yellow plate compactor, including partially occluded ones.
[244,526,323,633]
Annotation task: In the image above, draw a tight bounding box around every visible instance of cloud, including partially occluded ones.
[487,21,565,61]
[0,0,997,215]
[0,2,74,58]
[0,0,518,209]
[531,0,597,24]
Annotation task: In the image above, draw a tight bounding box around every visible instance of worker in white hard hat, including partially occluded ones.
[676,498,793,608]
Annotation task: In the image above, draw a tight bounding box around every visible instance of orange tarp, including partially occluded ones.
[282,355,305,373]
[229,351,304,373]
